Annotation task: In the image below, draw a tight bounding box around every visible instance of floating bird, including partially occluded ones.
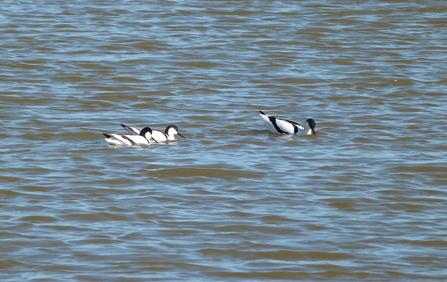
[121,124,185,142]
[103,127,156,145]
[259,111,316,135]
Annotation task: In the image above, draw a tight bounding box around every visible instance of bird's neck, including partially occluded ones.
[303,123,312,135]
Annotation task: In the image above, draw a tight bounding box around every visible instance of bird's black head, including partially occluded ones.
[139,127,152,136]
[166,125,179,131]
[306,119,316,135]
[166,124,185,138]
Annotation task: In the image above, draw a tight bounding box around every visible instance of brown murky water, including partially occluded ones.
[1,1,447,281]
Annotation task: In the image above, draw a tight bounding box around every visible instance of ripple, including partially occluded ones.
[1,0,447,280]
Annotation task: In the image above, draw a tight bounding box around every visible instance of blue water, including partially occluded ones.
[1,1,447,281]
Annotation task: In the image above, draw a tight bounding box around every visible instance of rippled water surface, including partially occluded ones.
[1,0,447,281]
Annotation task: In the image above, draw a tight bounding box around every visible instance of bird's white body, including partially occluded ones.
[121,124,184,142]
[103,127,154,145]
[259,111,316,135]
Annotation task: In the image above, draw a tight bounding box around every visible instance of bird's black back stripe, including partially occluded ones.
[283,118,300,134]
[269,116,287,134]
[122,135,136,145]
[284,119,300,126]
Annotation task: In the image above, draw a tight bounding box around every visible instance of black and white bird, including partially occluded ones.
[259,111,316,135]
[121,124,185,142]
[103,127,156,145]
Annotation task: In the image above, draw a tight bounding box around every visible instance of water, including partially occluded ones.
[1,0,447,281]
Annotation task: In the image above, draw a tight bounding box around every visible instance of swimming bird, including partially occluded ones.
[103,127,156,145]
[121,124,185,142]
[259,111,316,135]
